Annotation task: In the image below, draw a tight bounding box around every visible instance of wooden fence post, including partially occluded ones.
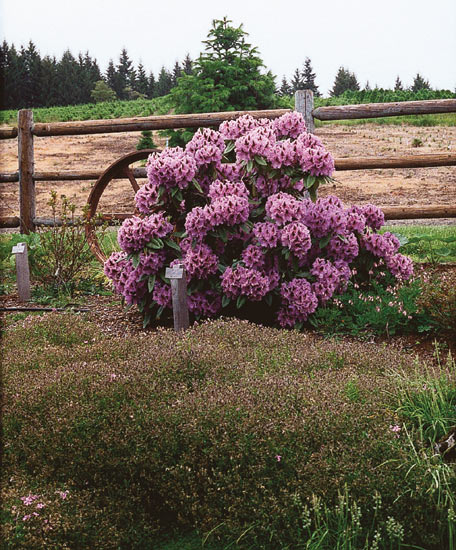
[12,242,31,301]
[295,89,315,133]
[18,109,35,233]
[165,263,189,332]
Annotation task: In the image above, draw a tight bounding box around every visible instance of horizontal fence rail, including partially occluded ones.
[312,99,456,121]
[2,153,456,184]
[1,93,456,233]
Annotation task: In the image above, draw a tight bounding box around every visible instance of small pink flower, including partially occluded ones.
[57,490,69,500]
[36,503,45,509]
[22,515,31,521]
[390,424,401,438]
[275,455,282,462]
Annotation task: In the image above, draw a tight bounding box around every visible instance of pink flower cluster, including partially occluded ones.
[146,148,197,190]
[278,278,318,327]
[117,213,173,253]
[186,128,225,168]
[235,126,276,161]
[273,111,307,139]
[221,266,270,301]
[280,222,312,260]
[265,193,307,225]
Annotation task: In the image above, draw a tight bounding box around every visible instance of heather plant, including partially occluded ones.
[103,111,414,328]
[3,315,454,548]
[418,270,456,333]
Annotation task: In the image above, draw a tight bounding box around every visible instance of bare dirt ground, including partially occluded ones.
[0,124,455,220]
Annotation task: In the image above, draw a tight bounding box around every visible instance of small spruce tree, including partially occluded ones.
[412,73,431,92]
[301,57,320,96]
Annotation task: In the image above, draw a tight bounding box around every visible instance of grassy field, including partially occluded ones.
[1,94,455,126]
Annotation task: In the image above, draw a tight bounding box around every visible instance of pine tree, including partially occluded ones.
[330,67,360,97]
[364,81,371,91]
[147,71,156,98]
[156,66,173,96]
[394,76,403,91]
[182,53,193,75]
[115,48,133,99]
[170,17,276,114]
[39,55,59,106]
[23,41,42,107]
[171,61,182,87]
[136,62,149,95]
[412,73,430,92]
[105,60,117,91]
[290,68,304,93]
[56,50,81,105]
[302,57,320,96]
[278,76,291,97]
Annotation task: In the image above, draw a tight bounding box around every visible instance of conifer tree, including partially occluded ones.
[278,76,291,97]
[171,61,182,87]
[136,62,149,95]
[182,53,193,75]
[330,67,360,96]
[170,17,276,114]
[156,66,172,96]
[290,68,304,93]
[302,57,320,96]
[394,76,403,91]
[147,71,156,98]
[412,73,431,92]
[105,60,117,92]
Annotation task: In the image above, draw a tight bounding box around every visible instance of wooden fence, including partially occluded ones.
[1,91,456,233]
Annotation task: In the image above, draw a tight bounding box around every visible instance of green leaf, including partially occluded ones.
[254,155,267,166]
[319,234,332,249]
[142,311,151,329]
[148,274,156,293]
[192,178,204,194]
[236,295,246,309]
[305,175,316,189]
[155,305,164,319]
[222,295,231,308]
[224,141,235,154]
[246,160,254,173]
[131,254,140,268]
[435,247,452,256]
[165,238,181,253]
[265,294,272,306]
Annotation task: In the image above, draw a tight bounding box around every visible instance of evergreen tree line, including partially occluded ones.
[278,62,442,98]
[0,40,193,109]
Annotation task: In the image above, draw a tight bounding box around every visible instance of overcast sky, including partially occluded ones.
[1,0,455,95]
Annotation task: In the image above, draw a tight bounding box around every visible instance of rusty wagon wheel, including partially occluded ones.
[85,149,159,263]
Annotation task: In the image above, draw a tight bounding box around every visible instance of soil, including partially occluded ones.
[0,124,455,221]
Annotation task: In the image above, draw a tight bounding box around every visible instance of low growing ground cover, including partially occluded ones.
[1,314,455,549]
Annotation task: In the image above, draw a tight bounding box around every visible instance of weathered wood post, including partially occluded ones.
[12,242,31,301]
[295,89,315,133]
[18,109,35,233]
[165,263,189,332]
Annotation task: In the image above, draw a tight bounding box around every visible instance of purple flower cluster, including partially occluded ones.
[146,148,197,190]
[278,278,318,327]
[273,111,306,139]
[362,204,385,231]
[265,192,306,225]
[326,233,359,262]
[221,266,270,301]
[219,114,262,140]
[117,213,173,253]
[280,222,312,260]
[242,244,265,270]
[386,253,414,280]
[186,128,225,168]
[208,179,249,200]
[183,244,219,280]
[253,222,280,248]
[235,126,276,162]
[311,258,342,304]
[299,147,335,177]
[135,183,159,215]
[188,290,221,318]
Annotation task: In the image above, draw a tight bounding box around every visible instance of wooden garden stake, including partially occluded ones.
[12,242,31,301]
[165,263,189,332]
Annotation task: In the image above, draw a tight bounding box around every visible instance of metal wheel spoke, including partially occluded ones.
[124,166,140,193]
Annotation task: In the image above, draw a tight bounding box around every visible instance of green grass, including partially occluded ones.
[0,96,172,125]
[2,93,455,126]
[382,225,456,263]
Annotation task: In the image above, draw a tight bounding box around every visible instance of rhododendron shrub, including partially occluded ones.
[104,112,413,327]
